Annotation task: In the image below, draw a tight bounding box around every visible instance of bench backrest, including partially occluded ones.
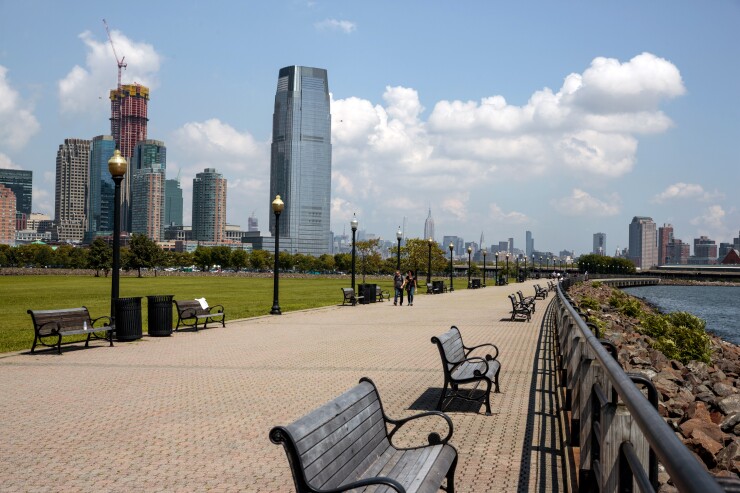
[341,287,354,298]
[269,379,390,491]
[431,326,465,370]
[509,294,519,308]
[175,300,208,316]
[28,307,91,335]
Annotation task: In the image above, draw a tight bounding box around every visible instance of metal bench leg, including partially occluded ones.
[57,334,62,355]
[85,332,92,347]
[483,379,492,416]
[445,454,458,493]
[31,335,38,354]
[437,381,449,411]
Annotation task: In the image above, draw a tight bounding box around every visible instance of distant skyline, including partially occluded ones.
[0,1,738,255]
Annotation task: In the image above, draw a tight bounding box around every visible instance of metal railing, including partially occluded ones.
[553,278,723,493]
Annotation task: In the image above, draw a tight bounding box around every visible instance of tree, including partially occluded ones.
[250,249,272,271]
[356,239,382,281]
[88,238,112,277]
[193,247,212,271]
[230,249,249,272]
[317,253,335,273]
[400,238,446,277]
[334,253,351,273]
[52,244,75,268]
[127,234,163,277]
[210,246,232,270]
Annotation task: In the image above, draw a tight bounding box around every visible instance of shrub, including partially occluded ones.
[638,312,710,364]
[579,296,600,310]
[608,290,642,317]
[591,281,603,288]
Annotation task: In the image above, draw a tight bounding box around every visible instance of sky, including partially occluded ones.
[0,0,738,256]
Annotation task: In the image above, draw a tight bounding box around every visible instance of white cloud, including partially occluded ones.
[652,182,723,203]
[315,19,357,33]
[552,189,621,216]
[58,30,161,116]
[0,66,39,150]
[690,205,726,231]
[488,203,529,224]
[169,119,270,228]
[0,153,22,170]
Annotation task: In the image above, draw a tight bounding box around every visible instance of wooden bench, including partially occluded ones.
[508,294,532,322]
[27,307,113,354]
[431,326,501,416]
[341,287,363,306]
[270,377,458,493]
[174,299,225,331]
[376,286,390,302]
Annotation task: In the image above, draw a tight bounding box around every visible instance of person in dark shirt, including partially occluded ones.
[403,270,417,306]
[393,270,404,306]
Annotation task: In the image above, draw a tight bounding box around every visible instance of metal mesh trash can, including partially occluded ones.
[115,297,143,341]
[147,295,173,337]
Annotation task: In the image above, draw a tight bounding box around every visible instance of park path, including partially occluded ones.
[0,279,568,492]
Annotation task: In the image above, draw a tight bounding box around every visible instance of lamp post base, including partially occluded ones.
[270,304,282,315]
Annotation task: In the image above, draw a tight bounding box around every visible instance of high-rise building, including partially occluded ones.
[110,83,149,231]
[525,231,534,257]
[424,208,435,241]
[130,140,166,239]
[0,184,16,245]
[192,168,227,242]
[131,164,165,241]
[248,212,259,232]
[55,138,91,242]
[269,66,331,255]
[165,179,183,227]
[692,236,718,265]
[666,240,690,265]
[593,232,607,255]
[657,224,673,266]
[85,135,116,242]
[508,237,514,253]
[628,216,657,269]
[0,168,32,217]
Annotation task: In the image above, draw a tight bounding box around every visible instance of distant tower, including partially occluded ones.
[593,232,607,256]
[628,217,657,269]
[164,179,183,227]
[248,212,259,232]
[86,135,116,242]
[424,208,435,241]
[192,168,227,242]
[0,184,16,245]
[508,237,514,253]
[55,138,90,242]
[480,231,485,250]
[269,66,331,255]
[657,225,673,265]
[525,230,533,257]
[0,169,32,217]
[110,83,149,231]
[129,139,166,238]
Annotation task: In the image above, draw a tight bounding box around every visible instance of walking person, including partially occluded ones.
[403,270,418,306]
[393,270,404,306]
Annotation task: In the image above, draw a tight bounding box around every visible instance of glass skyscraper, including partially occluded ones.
[192,168,226,242]
[269,66,331,256]
[86,135,116,242]
[165,179,183,227]
[129,139,166,233]
[0,168,32,216]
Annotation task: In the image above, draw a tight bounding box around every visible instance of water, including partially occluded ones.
[622,285,740,345]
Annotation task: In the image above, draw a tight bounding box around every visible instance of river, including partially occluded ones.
[622,284,740,345]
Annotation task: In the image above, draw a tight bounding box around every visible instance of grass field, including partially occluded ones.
[0,275,396,354]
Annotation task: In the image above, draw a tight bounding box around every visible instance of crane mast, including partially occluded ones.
[103,19,127,90]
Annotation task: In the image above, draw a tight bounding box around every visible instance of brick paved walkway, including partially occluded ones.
[0,280,567,492]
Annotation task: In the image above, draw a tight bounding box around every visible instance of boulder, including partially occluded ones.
[722,413,740,431]
[654,377,680,400]
[715,439,740,474]
[680,417,724,443]
[687,429,723,468]
[686,401,712,421]
[718,394,740,415]
[713,381,738,397]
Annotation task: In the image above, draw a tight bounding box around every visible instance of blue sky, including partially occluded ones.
[1,0,738,256]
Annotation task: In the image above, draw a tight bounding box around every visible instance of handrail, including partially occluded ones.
[555,281,723,493]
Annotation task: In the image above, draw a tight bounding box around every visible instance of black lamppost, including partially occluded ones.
[396,226,402,271]
[524,255,527,281]
[467,246,472,288]
[350,214,358,291]
[427,237,433,284]
[495,252,499,285]
[505,253,510,284]
[448,242,454,291]
[482,249,487,287]
[516,255,520,282]
[108,149,127,322]
[270,195,284,315]
[539,255,543,277]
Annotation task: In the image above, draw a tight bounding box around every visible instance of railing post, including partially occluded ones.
[600,403,650,493]
[579,359,601,484]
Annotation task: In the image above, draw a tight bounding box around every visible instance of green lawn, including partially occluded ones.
[1,275,396,354]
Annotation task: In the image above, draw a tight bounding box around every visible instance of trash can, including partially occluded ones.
[114,297,143,341]
[147,295,174,337]
[433,280,444,293]
[356,283,375,304]
[471,278,481,289]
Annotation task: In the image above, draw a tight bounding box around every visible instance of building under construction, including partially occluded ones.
[110,83,149,231]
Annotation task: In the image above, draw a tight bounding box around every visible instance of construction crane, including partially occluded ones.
[102,18,126,90]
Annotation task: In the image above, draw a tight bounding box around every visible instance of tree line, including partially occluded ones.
[0,236,492,278]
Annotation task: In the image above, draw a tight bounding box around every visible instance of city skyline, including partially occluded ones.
[0,1,738,255]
